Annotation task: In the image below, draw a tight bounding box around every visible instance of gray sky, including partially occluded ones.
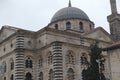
[0,0,120,32]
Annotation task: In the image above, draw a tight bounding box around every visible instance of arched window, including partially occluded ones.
[66,51,74,64]
[10,74,14,80]
[48,52,52,65]
[80,53,88,65]
[4,77,6,80]
[10,59,14,70]
[55,24,58,30]
[11,43,13,48]
[25,57,33,68]
[67,68,74,80]
[5,63,6,73]
[3,62,7,73]
[39,72,43,80]
[79,22,84,32]
[49,69,53,80]
[90,24,92,30]
[25,72,32,80]
[66,22,71,30]
[38,56,42,68]
[28,41,32,46]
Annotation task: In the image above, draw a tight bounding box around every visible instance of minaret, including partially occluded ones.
[107,0,120,41]
[110,0,117,14]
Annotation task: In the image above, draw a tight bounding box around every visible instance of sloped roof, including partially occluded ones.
[103,41,120,51]
[83,27,113,43]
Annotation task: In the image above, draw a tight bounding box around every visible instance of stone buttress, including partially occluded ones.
[52,41,63,80]
[15,31,25,80]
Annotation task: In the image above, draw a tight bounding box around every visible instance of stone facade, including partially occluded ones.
[0,0,120,80]
[103,42,120,80]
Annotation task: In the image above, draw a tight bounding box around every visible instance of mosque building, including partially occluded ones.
[0,0,120,80]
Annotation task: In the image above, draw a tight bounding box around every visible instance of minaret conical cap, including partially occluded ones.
[68,0,72,7]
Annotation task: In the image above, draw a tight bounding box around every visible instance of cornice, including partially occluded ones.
[103,41,120,51]
[48,18,94,26]
[35,41,90,52]
[0,50,16,60]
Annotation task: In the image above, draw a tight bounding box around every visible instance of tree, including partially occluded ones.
[82,42,106,80]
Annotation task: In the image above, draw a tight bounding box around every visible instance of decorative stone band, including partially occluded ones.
[15,31,25,80]
[52,41,63,80]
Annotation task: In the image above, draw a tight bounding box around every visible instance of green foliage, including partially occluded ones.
[82,42,106,80]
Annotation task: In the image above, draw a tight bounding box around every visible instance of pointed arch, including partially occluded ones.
[25,57,33,68]
[2,61,7,73]
[67,68,74,80]
[38,55,43,68]
[25,72,32,80]
[66,50,75,64]
[39,72,43,80]
[10,74,14,80]
[80,53,88,65]
[4,77,6,80]
[49,69,54,80]
[47,51,52,65]
[79,22,84,32]
[10,58,14,70]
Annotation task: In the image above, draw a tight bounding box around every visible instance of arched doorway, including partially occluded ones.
[67,68,74,80]
[25,72,32,80]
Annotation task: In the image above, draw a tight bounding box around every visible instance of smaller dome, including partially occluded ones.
[51,7,90,23]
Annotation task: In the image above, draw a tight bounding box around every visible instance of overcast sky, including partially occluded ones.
[0,0,120,32]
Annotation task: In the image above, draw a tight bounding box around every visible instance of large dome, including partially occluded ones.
[51,7,90,23]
